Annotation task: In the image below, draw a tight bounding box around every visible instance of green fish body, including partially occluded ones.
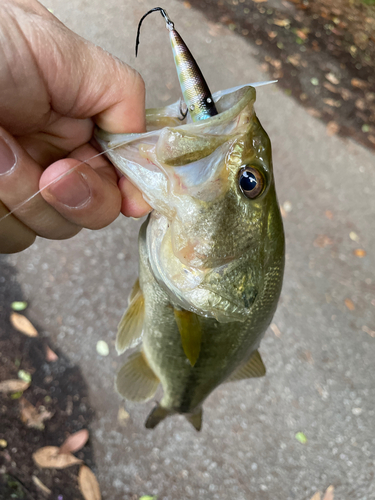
[95,85,285,430]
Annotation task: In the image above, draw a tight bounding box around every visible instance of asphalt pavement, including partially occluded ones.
[3,0,375,498]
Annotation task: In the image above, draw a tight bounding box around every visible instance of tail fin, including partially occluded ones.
[186,408,203,431]
[145,404,172,429]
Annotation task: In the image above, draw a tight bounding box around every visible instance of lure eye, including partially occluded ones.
[238,166,264,199]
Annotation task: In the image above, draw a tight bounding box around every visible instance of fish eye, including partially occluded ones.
[238,166,264,199]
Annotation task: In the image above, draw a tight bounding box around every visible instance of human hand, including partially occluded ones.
[0,0,151,254]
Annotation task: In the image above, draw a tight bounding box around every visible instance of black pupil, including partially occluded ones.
[240,170,257,191]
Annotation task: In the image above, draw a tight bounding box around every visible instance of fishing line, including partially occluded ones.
[0,144,124,225]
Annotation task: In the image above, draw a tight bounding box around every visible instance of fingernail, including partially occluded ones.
[0,137,16,175]
[48,171,91,208]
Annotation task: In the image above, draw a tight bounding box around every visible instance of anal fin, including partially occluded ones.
[174,308,202,367]
[145,404,172,429]
[116,350,159,402]
[185,408,203,431]
[116,279,145,354]
[226,350,266,382]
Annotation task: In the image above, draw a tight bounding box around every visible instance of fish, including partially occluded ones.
[94,9,285,430]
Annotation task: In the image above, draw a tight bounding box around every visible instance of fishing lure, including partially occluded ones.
[136,7,218,121]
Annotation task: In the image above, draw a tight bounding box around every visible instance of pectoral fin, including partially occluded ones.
[116,280,145,354]
[174,309,202,367]
[226,350,266,382]
[116,350,159,402]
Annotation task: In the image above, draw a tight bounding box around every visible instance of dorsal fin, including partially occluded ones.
[116,280,145,354]
[174,308,202,366]
[116,350,159,402]
[226,350,266,382]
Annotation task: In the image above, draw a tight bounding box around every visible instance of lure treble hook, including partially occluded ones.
[135,7,218,122]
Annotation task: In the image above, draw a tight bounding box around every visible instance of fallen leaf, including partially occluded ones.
[11,301,28,311]
[362,325,375,338]
[325,210,333,219]
[20,398,53,430]
[322,485,334,500]
[314,235,333,248]
[270,323,282,337]
[353,249,366,257]
[344,299,355,311]
[183,1,191,7]
[33,446,82,469]
[287,54,301,66]
[79,465,101,500]
[273,18,290,27]
[59,429,89,455]
[325,73,339,85]
[32,476,52,495]
[308,108,322,118]
[18,370,32,383]
[96,340,109,356]
[45,345,59,362]
[351,78,368,90]
[296,29,307,39]
[10,312,38,337]
[323,98,341,107]
[118,407,130,426]
[326,121,339,136]
[324,82,339,94]
[310,493,321,500]
[295,432,307,444]
[0,379,30,393]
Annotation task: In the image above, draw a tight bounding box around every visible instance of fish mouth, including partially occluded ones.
[94,84,257,215]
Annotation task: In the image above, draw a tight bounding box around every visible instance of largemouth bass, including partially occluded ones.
[95,82,285,430]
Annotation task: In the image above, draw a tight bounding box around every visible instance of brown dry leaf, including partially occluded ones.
[59,429,89,455]
[362,325,375,338]
[325,210,333,219]
[183,1,191,8]
[323,98,341,108]
[32,476,52,495]
[45,345,58,362]
[270,323,282,338]
[307,108,322,118]
[310,493,322,500]
[10,313,38,337]
[345,299,355,311]
[322,485,334,500]
[20,398,53,430]
[314,235,333,248]
[325,73,339,85]
[273,18,290,27]
[33,446,82,469]
[323,82,339,94]
[351,78,368,90]
[296,29,307,40]
[326,121,339,136]
[79,465,101,500]
[0,379,30,393]
[354,249,366,258]
[287,54,301,66]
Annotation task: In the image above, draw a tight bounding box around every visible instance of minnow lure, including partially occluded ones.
[136,7,218,121]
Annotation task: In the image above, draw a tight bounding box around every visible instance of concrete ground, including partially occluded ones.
[4,0,375,498]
